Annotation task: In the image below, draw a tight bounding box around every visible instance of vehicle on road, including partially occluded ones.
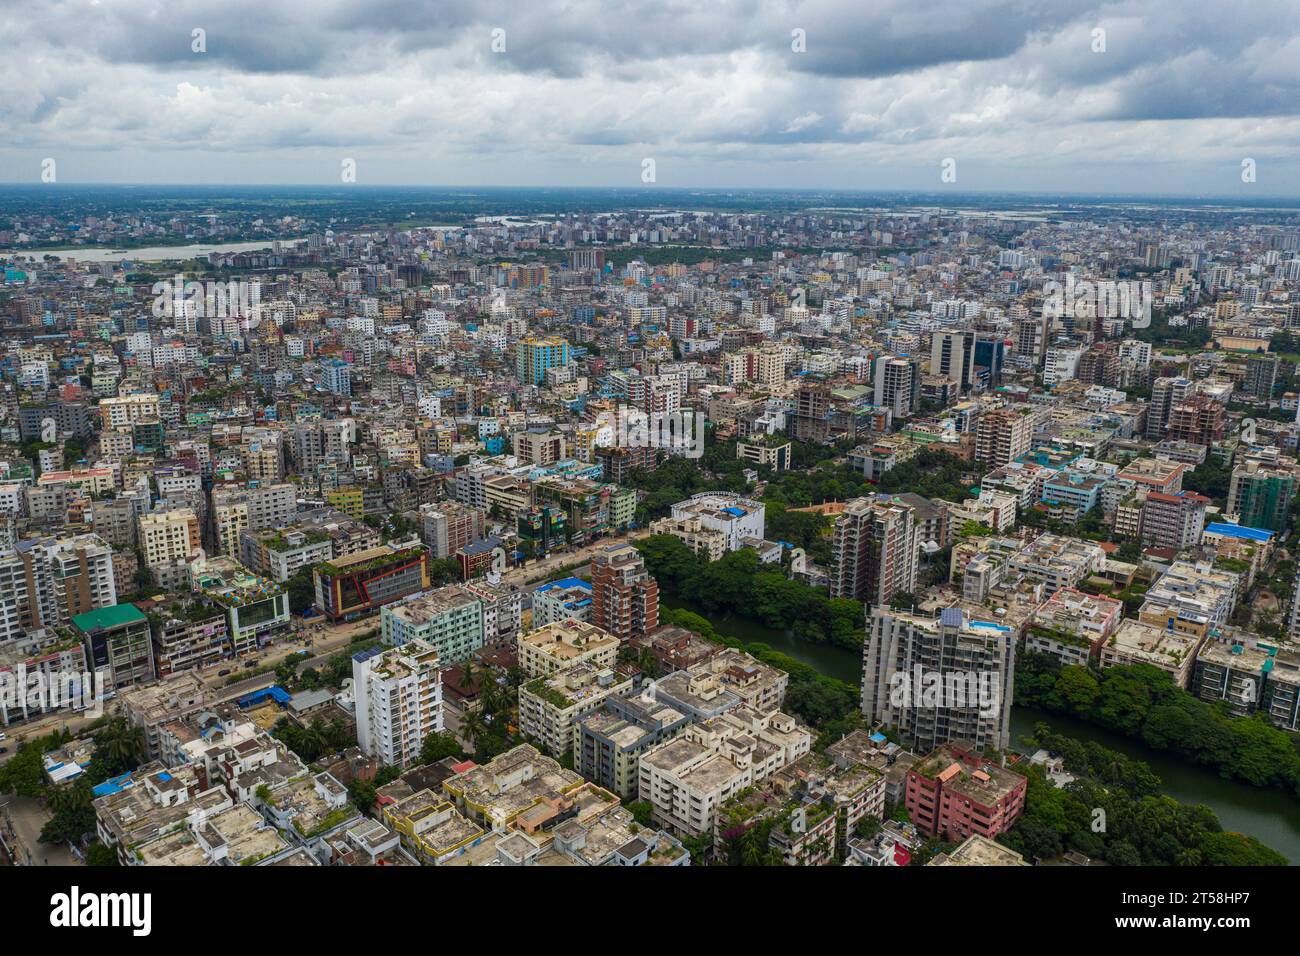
[0,747,8,754]
[218,669,231,676]
[244,661,257,669]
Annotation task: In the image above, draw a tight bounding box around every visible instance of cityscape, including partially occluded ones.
[0,3,1297,915]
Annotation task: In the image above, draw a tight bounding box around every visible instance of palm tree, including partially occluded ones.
[95,718,147,772]
[460,710,489,754]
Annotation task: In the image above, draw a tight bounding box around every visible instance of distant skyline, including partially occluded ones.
[3,0,1300,195]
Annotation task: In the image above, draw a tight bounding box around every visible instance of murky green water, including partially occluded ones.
[677,602,1300,863]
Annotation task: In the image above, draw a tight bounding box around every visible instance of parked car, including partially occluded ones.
[0,747,8,754]
[218,669,231,677]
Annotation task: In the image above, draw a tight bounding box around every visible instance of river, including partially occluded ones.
[674,601,1300,863]
[1,239,299,263]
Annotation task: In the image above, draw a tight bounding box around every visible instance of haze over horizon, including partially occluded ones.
[3,0,1300,195]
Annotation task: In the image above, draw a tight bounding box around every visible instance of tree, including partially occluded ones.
[94,717,147,774]
[85,841,120,866]
[1199,831,1288,866]
[348,778,378,813]
[40,781,96,846]
[626,801,655,828]
[418,731,466,766]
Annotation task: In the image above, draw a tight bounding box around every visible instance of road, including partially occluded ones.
[0,537,646,765]
[0,796,80,867]
[503,529,653,587]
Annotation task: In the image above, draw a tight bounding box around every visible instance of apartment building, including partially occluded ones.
[647,514,728,561]
[589,543,660,642]
[352,639,444,769]
[99,393,161,432]
[975,407,1035,467]
[0,534,118,641]
[138,507,203,577]
[829,496,918,605]
[1139,491,1209,550]
[518,664,633,757]
[1227,452,1298,534]
[211,482,297,556]
[904,743,1026,842]
[419,501,486,559]
[667,492,765,552]
[1025,587,1123,667]
[575,690,692,800]
[1138,560,1240,639]
[1100,619,1202,687]
[517,620,620,678]
[862,605,1016,753]
[532,577,593,626]
[381,586,484,665]
[638,707,811,838]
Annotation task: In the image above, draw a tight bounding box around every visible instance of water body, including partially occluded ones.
[1011,707,1300,865]
[2,240,294,263]
[670,601,861,684]
[674,601,1300,862]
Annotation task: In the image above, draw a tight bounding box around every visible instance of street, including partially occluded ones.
[0,796,80,867]
[502,529,653,587]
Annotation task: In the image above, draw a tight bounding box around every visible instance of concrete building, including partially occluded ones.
[830,496,918,605]
[862,605,1016,753]
[667,492,765,552]
[589,543,659,642]
[519,664,632,757]
[381,586,484,665]
[352,640,444,769]
[517,620,620,678]
[904,743,1026,842]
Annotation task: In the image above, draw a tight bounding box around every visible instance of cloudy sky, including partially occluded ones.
[2,0,1299,194]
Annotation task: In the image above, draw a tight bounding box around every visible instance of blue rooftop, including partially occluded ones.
[536,576,591,594]
[92,772,134,798]
[237,686,291,708]
[1205,523,1273,542]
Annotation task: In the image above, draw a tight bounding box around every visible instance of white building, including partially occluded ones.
[352,640,444,769]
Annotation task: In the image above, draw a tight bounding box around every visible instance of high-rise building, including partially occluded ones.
[1244,354,1280,400]
[419,502,486,559]
[515,336,572,385]
[830,497,918,605]
[352,639,443,769]
[861,605,1015,753]
[0,533,118,642]
[320,359,352,396]
[791,379,832,443]
[873,356,921,418]
[380,586,484,665]
[1139,491,1209,551]
[974,408,1035,467]
[590,544,660,642]
[1146,377,1195,439]
[1228,454,1298,533]
[210,483,297,556]
[1166,395,1226,447]
[72,603,156,693]
[138,507,202,570]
